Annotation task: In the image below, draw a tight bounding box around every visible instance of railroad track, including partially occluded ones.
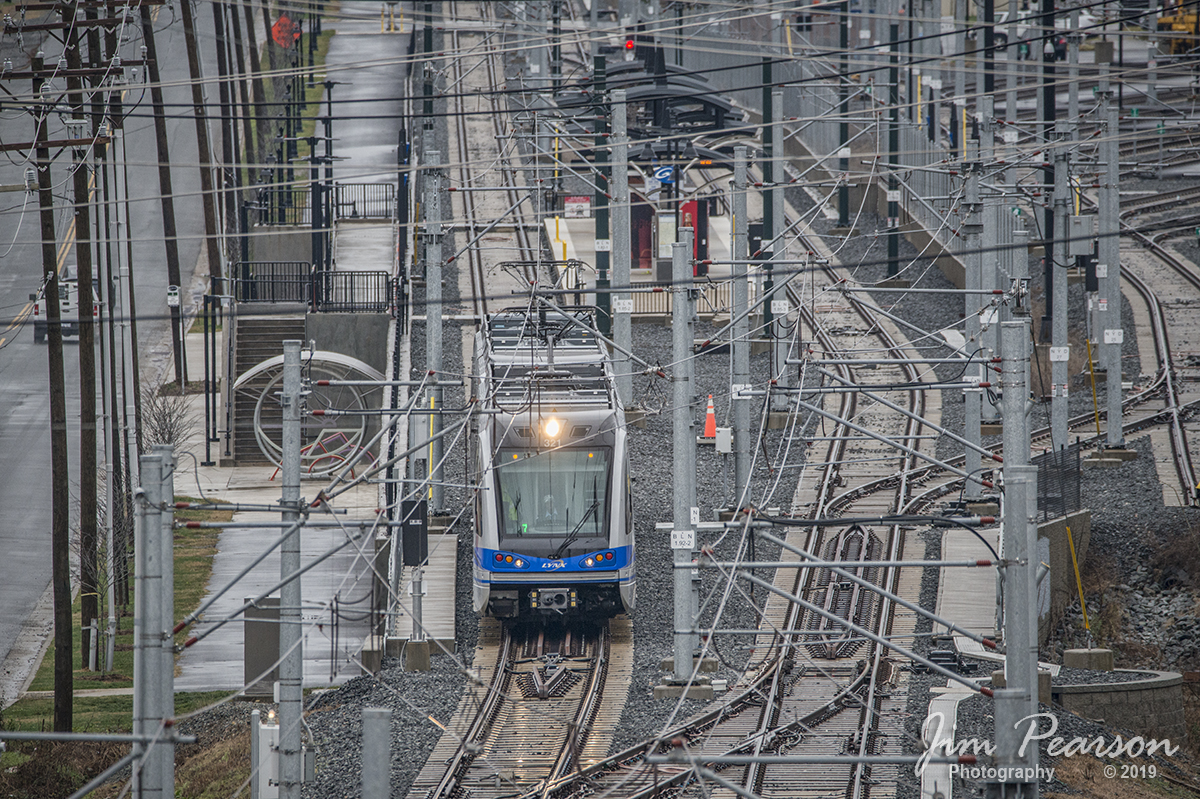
[443,0,546,322]
[411,618,632,797]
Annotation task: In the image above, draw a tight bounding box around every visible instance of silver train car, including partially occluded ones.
[472,307,635,619]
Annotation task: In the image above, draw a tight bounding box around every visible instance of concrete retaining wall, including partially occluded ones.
[1037,510,1092,646]
[1052,670,1188,745]
[250,226,312,263]
[306,313,391,374]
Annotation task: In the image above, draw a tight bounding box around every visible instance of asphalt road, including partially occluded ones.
[0,6,209,682]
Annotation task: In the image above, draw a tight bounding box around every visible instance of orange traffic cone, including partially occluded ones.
[698,395,717,444]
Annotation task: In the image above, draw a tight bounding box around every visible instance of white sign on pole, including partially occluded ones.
[670,529,695,550]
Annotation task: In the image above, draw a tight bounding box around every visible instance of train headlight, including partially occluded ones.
[543,417,561,438]
[585,557,595,567]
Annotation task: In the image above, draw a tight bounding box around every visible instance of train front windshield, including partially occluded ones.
[495,448,610,553]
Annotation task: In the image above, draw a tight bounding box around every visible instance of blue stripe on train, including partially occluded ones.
[476,545,631,574]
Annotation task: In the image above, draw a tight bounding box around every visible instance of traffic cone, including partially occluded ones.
[698,395,717,444]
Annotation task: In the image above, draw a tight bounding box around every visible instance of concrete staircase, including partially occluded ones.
[231,315,306,465]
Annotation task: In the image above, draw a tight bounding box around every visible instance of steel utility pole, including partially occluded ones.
[135,454,164,796]
[139,5,187,385]
[887,23,900,278]
[594,57,611,335]
[671,231,698,686]
[995,319,1040,799]
[152,444,176,792]
[1050,134,1069,453]
[963,143,984,499]
[837,1,850,227]
[425,151,445,513]
[33,51,74,733]
[1099,73,1124,451]
[280,341,303,799]
[761,43,774,333]
[770,89,787,412]
[980,95,1000,425]
[612,89,633,407]
[732,147,751,503]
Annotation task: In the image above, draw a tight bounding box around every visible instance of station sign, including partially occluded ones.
[564,196,591,218]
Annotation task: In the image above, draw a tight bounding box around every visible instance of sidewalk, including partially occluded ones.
[171,326,380,692]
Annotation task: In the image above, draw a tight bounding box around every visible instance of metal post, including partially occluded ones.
[1100,77,1123,449]
[594,57,611,334]
[1067,11,1080,141]
[279,341,303,799]
[671,234,696,684]
[135,454,164,798]
[953,0,966,158]
[980,95,1000,423]
[425,151,445,512]
[771,90,787,411]
[1000,320,1039,795]
[837,1,850,227]
[987,687,1036,798]
[887,23,900,277]
[361,708,392,798]
[1050,138,1069,453]
[250,709,261,799]
[964,148,984,498]
[612,90,632,407]
[761,51,773,333]
[732,147,751,503]
[152,444,176,794]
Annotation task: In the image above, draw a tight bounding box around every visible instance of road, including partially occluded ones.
[0,5,209,692]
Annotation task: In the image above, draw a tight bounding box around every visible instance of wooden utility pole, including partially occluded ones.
[242,0,270,167]
[180,0,224,282]
[62,1,100,669]
[139,4,187,386]
[212,0,240,254]
[227,1,258,184]
[32,52,75,732]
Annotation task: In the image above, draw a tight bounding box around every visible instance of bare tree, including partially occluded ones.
[141,373,197,453]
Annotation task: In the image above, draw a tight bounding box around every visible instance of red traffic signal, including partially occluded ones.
[624,38,635,50]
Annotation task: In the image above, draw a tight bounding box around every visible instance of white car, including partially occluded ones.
[30,270,100,343]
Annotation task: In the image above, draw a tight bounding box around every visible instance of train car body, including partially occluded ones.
[473,307,634,619]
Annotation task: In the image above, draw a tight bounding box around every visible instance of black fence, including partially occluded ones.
[258,187,312,226]
[1033,443,1083,523]
[333,183,395,220]
[231,262,391,313]
[231,261,311,303]
[255,182,396,228]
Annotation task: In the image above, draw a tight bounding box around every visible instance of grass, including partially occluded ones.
[18,496,229,710]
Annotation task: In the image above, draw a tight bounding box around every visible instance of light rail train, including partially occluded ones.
[472,306,634,619]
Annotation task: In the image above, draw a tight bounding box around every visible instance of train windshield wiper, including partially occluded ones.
[550,499,599,560]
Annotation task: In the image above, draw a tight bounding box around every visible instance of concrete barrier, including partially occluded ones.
[1051,670,1188,745]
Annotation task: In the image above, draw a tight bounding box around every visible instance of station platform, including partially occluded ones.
[333,219,395,266]
[545,214,766,321]
[390,531,459,651]
[934,526,1001,642]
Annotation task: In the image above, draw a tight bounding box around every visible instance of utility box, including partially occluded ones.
[255,717,280,799]
[244,596,280,698]
[1068,216,1094,256]
[401,499,428,566]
